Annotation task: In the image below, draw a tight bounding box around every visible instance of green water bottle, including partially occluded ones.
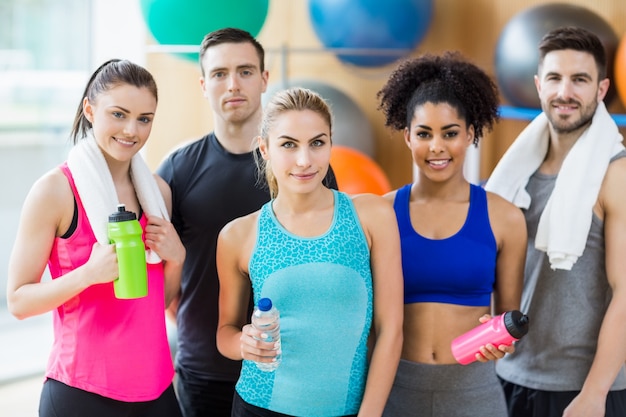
[108,204,148,299]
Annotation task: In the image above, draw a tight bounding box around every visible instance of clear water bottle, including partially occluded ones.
[251,297,281,372]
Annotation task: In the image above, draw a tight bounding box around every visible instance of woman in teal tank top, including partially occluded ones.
[216,87,404,417]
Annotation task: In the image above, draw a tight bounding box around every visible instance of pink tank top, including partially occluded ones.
[45,163,174,401]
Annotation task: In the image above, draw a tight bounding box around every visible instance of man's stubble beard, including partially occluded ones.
[544,99,598,135]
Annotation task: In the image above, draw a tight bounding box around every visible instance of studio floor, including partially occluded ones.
[0,309,51,416]
[0,374,44,417]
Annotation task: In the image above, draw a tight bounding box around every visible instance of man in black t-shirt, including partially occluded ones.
[157,28,336,417]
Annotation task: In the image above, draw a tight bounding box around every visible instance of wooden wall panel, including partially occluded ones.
[145,0,626,186]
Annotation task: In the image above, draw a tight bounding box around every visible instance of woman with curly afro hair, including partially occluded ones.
[377,52,527,417]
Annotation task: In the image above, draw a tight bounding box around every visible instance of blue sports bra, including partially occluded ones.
[393,184,497,307]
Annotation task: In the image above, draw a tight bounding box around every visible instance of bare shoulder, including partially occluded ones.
[350,193,398,250]
[599,157,626,213]
[382,189,398,205]
[219,210,261,244]
[21,167,74,235]
[485,189,526,231]
[350,193,397,238]
[486,190,524,218]
[29,167,73,208]
[216,210,259,280]
[603,156,626,187]
[351,192,395,217]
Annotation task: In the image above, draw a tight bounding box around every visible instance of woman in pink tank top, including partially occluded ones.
[7,59,185,417]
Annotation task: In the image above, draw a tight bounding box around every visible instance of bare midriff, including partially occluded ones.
[402,302,491,364]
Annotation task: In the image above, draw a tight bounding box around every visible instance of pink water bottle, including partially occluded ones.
[451,310,529,365]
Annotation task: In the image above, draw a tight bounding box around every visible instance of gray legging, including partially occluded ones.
[383,359,507,417]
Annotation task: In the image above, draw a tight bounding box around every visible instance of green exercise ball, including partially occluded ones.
[140,0,269,61]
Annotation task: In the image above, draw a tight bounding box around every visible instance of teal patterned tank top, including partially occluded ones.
[236,189,372,416]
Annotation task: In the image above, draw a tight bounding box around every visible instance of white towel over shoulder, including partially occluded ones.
[485,101,624,270]
[67,131,169,263]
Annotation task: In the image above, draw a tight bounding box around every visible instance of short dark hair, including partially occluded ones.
[199,27,265,76]
[538,26,607,80]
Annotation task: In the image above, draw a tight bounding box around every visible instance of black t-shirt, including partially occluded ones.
[157,132,337,381]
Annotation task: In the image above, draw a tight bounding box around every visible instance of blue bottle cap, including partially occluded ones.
[258,298,273,311]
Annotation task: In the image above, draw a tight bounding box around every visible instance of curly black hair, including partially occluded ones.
[377,51,499,145]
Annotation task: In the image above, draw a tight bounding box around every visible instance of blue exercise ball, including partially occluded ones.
[140,0,269,62]
[309,0,433,67]
[494,3,618,108]
[263,80,376,157]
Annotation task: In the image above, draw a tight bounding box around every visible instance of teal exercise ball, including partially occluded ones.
[494,3,618,108]
[263,80,376,157]
[309,0,433,67]
[140,0,269,61]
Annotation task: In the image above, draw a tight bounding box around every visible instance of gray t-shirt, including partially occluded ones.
[496,151,626,391]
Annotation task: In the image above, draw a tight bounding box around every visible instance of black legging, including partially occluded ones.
[232,391,357,417]
[39,378,182,417]
[500,379,626,417]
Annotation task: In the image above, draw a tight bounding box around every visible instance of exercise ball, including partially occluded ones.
[140,0,269,61]
[615,34,626,108]
[309,0,433,67]
[263,80,376,157]
[494,3,618,108]
[330,146,391,195]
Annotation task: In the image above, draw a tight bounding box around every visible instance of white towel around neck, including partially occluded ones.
[485,101,624,270]
[66,131,169,263]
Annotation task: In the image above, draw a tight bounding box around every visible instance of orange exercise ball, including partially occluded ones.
[616,34,626,108]
[330,146,391,195]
